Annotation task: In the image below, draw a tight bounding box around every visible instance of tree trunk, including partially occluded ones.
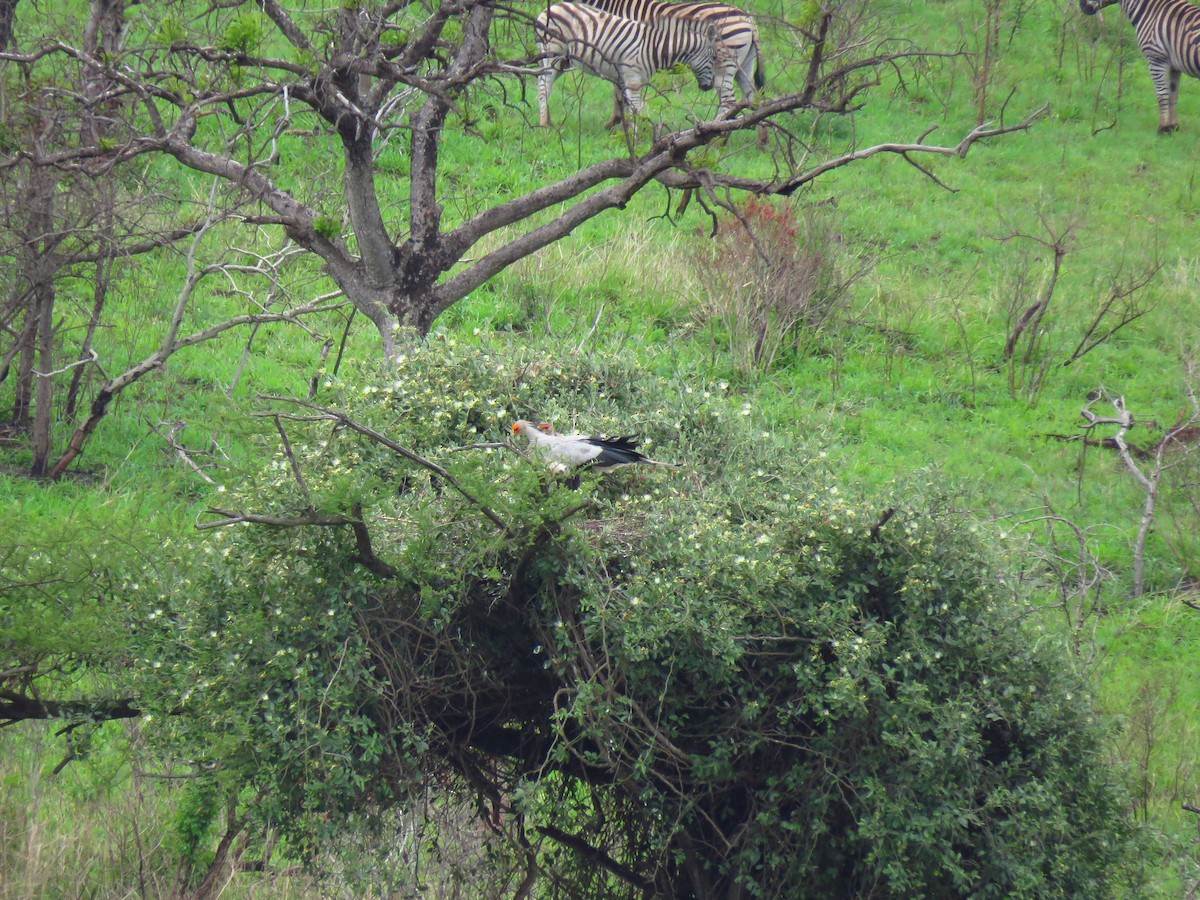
[72,0,126,417]
[12,303,35,427]
[22,134,58,473]
[29,278,54,475]
[66,254,110,419]
[342,134,396,289]
[182,802,249,900]
[0,0,17,52]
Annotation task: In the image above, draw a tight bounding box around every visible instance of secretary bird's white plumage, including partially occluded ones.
[512,420,681,475]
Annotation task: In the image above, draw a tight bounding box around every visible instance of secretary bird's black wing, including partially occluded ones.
[581,435,648,468]
[586,434,641,451]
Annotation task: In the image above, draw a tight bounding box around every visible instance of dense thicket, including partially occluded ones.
[128,339,1138,897]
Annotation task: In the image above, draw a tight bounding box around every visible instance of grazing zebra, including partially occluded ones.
[535,2,727,127]
[579,0,765,124]
[1081,0,1200,132]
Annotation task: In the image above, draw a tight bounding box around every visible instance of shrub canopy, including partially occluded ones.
[134,337,1137,897]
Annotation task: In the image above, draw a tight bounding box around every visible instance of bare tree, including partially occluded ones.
[1012,502,1112,659]
[998,212,1161,403]
[1079,387,1200,597]
[47,202,347,479]
[1,0,1039,360]
[0,0,202,475]
[1001,212,1075,396]
[1064,258,1162,366]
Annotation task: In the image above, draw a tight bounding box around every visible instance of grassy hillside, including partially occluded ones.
[4,0,1200,894]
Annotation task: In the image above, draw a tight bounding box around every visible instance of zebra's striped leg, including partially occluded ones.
[734,43,763,100]
[621,77,646,119]
[538,64,560,128]
[619,85,648,118]
[714,78,737,118]
[734,65,757,101]
[1149,60,1180,133]
[1162,69,1183,132]
[713,49,739,118]
[608,74,639,129]
[607,86,626,129]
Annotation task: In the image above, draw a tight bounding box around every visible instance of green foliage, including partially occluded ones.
[313,215,340,240]
[0,723,188,898]
[796,0,822,29]
[219,14,266,54]
[153,13,187,48]
[0,122,18,155]
[133,339,1139,896]
[170,778,220,866]
[0,491,157,691]
[2,0,1200,893]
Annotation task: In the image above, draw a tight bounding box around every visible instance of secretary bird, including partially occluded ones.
[512,420,681,485]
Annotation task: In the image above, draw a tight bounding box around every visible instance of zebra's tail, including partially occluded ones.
[752,30,766,91]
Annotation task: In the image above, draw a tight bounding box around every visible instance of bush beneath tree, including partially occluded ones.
[134,337,1141,897]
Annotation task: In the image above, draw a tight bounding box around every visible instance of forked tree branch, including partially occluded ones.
[47,205,347,478]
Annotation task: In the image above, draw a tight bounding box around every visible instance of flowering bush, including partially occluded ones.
[135,336,1139,897]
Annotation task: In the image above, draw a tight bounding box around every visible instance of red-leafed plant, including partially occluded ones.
[696,197,862,375]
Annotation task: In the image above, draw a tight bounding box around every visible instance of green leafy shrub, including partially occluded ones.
[136,336,1140,897]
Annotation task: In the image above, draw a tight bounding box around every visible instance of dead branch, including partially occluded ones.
[1081,390,1151,490]
[1043,431,1153,460]
[0,690,141,726]
[1078,388,1180,597]
[272,415,312,505]
[199,508,365,529]
[1064,260,1163,366]
[536,824,653,892]
[149,420,218,484]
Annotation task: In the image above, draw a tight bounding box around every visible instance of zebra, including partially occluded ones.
[578,0,765,125]
[535,2,728,127]
[1081,0,1200,132]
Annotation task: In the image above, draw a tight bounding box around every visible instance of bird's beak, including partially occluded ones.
[511,422,521,435]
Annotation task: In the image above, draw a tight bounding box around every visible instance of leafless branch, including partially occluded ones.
[33,348,99,378]
[536,824,653,892]
[47,197,348,478]
[1064,259,1163,366]
[148,421,218,485]
[273,416,312,506]
[1076,387,1200,597]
